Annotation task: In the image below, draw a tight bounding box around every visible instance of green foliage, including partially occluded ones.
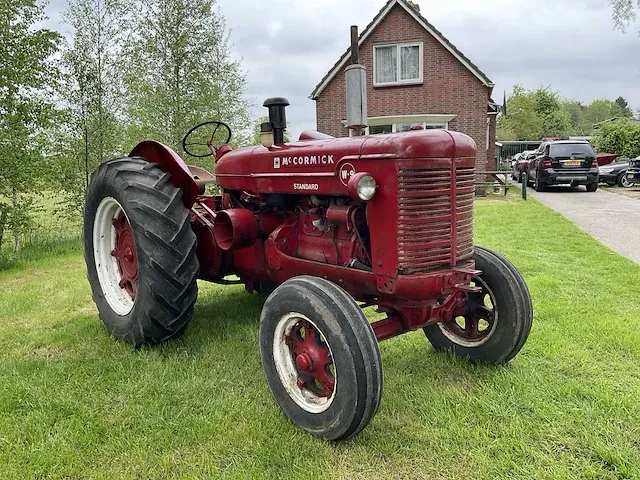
[615,96,633,117]
[610,0,638,33]
[582,99,624,128]
[593,119,640,158]
[56,0,130,213]
[123,0,250,167]
[498,86,635,141]
[0,0,61,251]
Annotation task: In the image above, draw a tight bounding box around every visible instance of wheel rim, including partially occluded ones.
[273,313,336,413]
[621,175,631,188]
[438,276,498,347]
[93,197,137,316]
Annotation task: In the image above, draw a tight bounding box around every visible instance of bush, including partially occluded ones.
[593,120,640,158]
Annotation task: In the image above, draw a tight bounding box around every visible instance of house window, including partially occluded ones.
[363,122,447,135]
[369,124,393,135]
[374,43,423,86]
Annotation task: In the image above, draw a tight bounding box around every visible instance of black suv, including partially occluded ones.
[527,140,599,192]
[626,156,640,186]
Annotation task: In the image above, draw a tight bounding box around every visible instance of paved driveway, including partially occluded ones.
[526,186,640,263]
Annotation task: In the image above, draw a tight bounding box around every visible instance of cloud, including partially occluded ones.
[46,0,640,138]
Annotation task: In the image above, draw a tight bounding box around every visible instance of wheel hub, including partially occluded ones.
[295,353,313,372]
[284,319,335,398]
[111,213,138,300]
[440,277,497,346]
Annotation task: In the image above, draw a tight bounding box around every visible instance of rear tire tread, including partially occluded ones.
[84,157,199,346]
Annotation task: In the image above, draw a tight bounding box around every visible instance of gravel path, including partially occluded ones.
[526,185,640,263]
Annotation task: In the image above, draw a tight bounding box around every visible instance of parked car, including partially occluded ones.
[527,140,599,192]
[626,156,640,185]
[598,158,632,188]
[511,150,536,183]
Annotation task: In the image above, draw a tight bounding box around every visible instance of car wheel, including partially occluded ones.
[534,175,546,192]
[617,173,632,188]
[586,182,598,192]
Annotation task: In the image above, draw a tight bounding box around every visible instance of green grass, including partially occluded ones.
[0,191,82,263]
[1,196,640,479]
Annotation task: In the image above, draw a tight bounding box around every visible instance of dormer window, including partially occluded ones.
[373,42,423,86]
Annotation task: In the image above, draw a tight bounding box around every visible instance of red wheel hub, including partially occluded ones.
[445,282,495,341]
[284,320,335,398]
[111,212,138,300]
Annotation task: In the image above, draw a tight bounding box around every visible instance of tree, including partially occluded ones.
[593,120,640,157]
[57,0,128,212]
[582,99,624,130]
[610,0,639,32]
[123,0,250,167]
[497,86,570,140]
[615,96,633,117]
[561,101,587,134]
[0,0,61,252]
[497,86,542,141]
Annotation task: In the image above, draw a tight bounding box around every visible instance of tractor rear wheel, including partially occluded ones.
[84,157,199,346]
[259,276,383,440]
[423,246,533,364]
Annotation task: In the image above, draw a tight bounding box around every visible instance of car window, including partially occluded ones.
[549,143,595,158]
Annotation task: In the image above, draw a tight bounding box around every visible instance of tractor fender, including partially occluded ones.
[129,140,199,208]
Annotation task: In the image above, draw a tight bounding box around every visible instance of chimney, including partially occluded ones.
[407,1,420,11]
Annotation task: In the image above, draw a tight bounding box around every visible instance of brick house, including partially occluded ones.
[310,0,498,171]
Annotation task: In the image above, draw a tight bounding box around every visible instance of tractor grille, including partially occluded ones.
[397,165,475,273]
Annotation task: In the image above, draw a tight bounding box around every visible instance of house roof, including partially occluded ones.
[309,0,494,100]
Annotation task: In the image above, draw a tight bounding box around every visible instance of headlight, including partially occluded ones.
[347,173,377,201]
[599,168,613,173]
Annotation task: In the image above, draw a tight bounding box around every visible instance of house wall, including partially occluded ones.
[315,3,493,171]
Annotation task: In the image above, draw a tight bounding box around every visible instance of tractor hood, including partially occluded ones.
[215,129,476,196]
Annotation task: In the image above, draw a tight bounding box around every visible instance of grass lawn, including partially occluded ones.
[1,196,639,479]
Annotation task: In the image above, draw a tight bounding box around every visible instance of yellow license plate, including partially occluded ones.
[565,161,581,166]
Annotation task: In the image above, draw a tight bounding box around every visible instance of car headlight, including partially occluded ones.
[347,173,377,201]
[599,168,614,173]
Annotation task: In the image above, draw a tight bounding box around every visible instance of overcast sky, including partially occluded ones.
[44,0,639,139]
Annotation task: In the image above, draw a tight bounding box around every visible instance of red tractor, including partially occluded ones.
[84,98,533,440]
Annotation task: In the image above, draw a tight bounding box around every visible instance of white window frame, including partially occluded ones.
[344,114,457,137]
[373,42,424,87]
[366,122,448,135]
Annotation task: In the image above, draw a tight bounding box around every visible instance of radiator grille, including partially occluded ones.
[397,165,475,272]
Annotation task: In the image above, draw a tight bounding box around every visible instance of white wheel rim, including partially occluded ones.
[93,197,135,316]
[622,175,631,187]
[438,276,498,347]
[272,313,337,414]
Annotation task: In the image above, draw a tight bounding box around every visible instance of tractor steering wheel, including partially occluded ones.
[182,121,232,158]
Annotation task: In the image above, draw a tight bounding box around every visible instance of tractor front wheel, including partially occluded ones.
[259,276,383,440]
[424,246,533,364]
[84,157,199,346]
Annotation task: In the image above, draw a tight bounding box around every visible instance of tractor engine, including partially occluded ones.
[191,98,477,319]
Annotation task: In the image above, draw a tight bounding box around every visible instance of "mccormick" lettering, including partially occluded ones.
[273,155,334,169]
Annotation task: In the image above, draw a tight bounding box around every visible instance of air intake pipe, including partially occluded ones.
[213,209,258,251]
[263,97,289,145]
